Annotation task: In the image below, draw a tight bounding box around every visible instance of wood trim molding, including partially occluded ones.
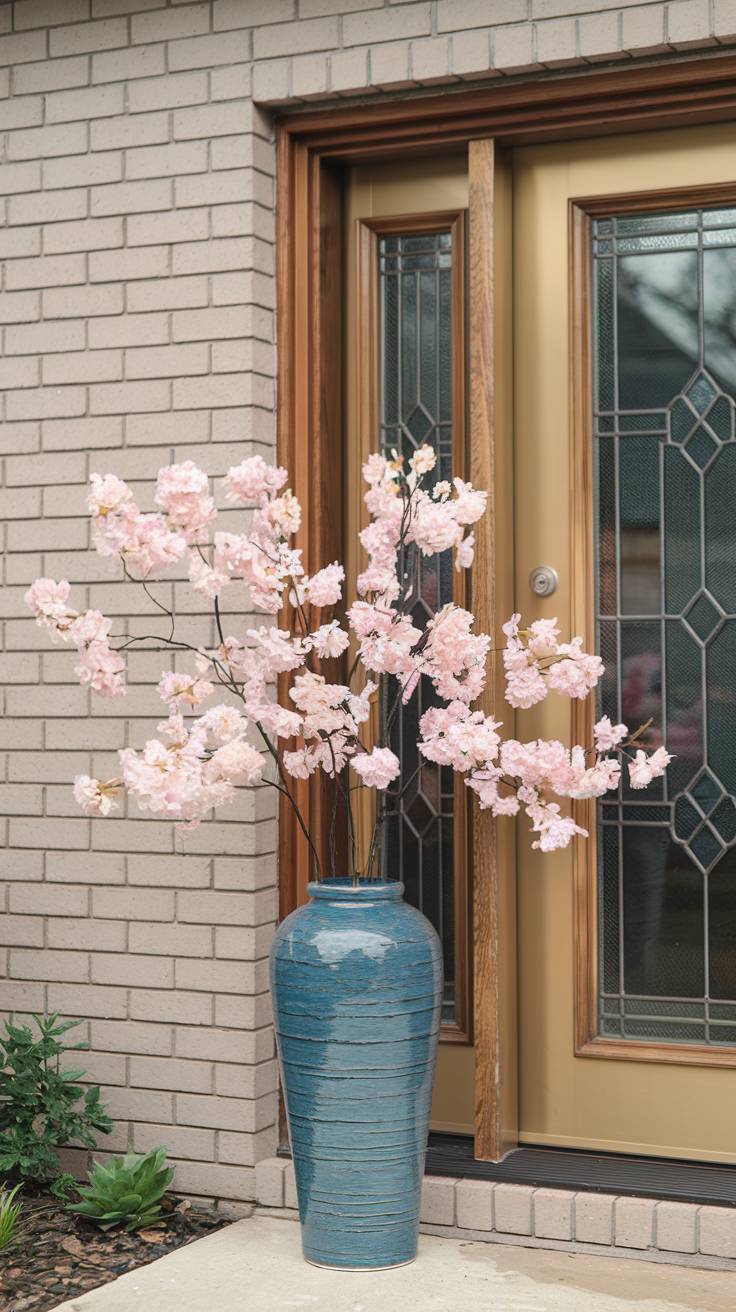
[350,217,379,876]
[281,51,736,156]
[276,137,345,916]
[575,1035,736,1069]
[564,178,736,218]
[569,179,736,1071]
[356,210,465,235]
[569,198,598,1062]
[450,208,472,1047]
[468,140,517,1159]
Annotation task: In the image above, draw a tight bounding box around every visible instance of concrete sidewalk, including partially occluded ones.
[53,1212,733,1312]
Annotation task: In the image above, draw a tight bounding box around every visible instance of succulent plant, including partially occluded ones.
[68,1147,174,1233]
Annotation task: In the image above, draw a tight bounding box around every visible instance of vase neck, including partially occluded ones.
[307,877,404,903]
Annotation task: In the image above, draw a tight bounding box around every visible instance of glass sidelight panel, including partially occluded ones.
[377,230,459,1025]
[593,206,736,1045]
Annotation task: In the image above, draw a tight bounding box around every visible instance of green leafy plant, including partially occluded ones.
[0,1013,111,1183]
[0,1182,23,1250]
[50,1171,78,1201]
[68,1148,174,1233]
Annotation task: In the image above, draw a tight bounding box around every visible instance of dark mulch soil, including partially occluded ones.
[0,1193,232,1312]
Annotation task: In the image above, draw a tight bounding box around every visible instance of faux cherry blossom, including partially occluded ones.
[154,460,216,543]
[25,580,125,697]
[26,443,671,862]
[73,775,119,817]
[351,747,401,790]
[502,613,604,709]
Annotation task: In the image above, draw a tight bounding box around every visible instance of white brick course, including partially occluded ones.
[700,1207,736,1258]
[656,1201,698,1254]
[15,55,90,95]
[255,1157,287,1207]
[622,4,669,53]
[456,1178,494,1231]
[615,1196,656,1250]
[14,0,89,28]
[492,22,539,72]
[49,17,129,57]
[667,0,712,48]
[494,1183,534,1236]
[420,1175,458,1225]
[533,1188,574,1240]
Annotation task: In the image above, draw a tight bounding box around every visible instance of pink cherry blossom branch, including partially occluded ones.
[24,450,670,871]
[203,613,324,878]
[115,606,325,876]
[121,561,176,643]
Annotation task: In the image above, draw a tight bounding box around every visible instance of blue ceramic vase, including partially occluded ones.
[270,877,443,1270]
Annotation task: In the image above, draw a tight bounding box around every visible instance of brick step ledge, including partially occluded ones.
[254,1159,736,1271]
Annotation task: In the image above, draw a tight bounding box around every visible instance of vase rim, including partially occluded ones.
[307,877,404,901]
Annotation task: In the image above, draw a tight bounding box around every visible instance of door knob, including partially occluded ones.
[529,565,559,598]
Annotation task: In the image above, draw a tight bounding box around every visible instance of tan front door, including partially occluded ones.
[515,123,736,1161]
[344,125,736,1160]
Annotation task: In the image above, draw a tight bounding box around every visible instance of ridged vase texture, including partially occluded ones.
[270,878,443,1270]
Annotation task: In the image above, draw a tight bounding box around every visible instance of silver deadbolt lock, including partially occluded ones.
[529,565,559,598]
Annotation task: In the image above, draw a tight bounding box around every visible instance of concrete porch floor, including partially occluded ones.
[53,1211,733,1312]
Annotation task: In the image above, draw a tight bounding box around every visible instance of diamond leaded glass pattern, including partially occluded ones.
[377,231,457,1023]
[593,206,736,1045]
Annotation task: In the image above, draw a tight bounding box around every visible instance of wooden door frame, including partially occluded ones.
[275,50,736,1163]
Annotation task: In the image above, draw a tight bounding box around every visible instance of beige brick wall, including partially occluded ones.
[0,0,279,1206]
[1,0,735,1206]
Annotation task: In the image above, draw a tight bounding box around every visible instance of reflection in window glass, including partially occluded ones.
[378,231,457,1024]
[593,207,736,1044]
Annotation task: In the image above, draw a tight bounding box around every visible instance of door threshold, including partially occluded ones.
[426,1133,736,1208]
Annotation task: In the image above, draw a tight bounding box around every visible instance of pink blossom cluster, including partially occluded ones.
[158,671,214,709]
[357,447,485,601]
[87,457,306,615]
[73,691,264,827]
[203,455,304,612]
[25,578,125,697]
[283,672,375,780]
[416,606,490,704]
[88,473,187,577]
[502,614,604,709]
[73,775,119,817]
[419,706,671,851]
[25,446,671,857]
[346,448,489,704]
[301,563,345,610]
[352,747,400,789]
[154,460,216,543]
[118,705,264,827]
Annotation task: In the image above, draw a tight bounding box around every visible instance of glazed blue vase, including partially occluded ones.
[270,877,443,1270]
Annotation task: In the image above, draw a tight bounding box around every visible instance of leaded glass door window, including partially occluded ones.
[593,204,736,1047]
[376,218,468,1032]
[346,198,470,1042]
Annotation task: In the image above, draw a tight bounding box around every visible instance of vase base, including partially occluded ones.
[304,1255,416,1272]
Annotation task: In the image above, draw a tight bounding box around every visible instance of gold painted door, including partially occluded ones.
[344,156,476,1134]
[514,123,736,1161]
